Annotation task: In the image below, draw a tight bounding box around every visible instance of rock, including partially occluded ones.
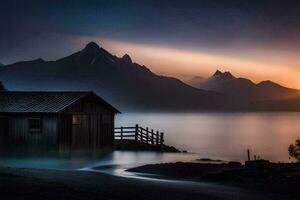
[228,161,242,167]
[245,160,271,169]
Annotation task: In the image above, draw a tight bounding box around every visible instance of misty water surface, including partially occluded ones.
[116,112,300,162]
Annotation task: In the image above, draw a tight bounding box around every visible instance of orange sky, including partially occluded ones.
[76,37,300,89]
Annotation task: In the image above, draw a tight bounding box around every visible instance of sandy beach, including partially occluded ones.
[0,165,295,200]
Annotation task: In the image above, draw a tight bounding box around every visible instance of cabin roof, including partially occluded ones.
[0,91,120,113]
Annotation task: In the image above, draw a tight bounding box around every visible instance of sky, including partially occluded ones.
[1,0,300,88]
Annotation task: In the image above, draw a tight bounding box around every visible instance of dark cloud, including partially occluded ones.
[1,0,300,63]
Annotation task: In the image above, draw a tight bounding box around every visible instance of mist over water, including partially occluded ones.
[116,112,300,162]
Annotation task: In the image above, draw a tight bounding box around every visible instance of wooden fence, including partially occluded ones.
[114,124,164,147]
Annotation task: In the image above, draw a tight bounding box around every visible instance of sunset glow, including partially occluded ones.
[2,1,300,89]
[76,37,300,89]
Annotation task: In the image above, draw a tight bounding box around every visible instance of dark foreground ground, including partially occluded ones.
[128,160,300,199]
[0,164,297,200]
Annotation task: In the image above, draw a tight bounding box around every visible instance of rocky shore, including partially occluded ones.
[128,160,300,198]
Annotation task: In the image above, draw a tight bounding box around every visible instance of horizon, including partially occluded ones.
[1,0,300,89]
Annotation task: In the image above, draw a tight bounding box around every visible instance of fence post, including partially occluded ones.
[156,131,159,145]
[146,127,149,144]
[160,132,164,151]
[141,128,144,143]
[135,124,138,141]
[151,129,154,144]
[247,149,250,161]
[120,126,123,140]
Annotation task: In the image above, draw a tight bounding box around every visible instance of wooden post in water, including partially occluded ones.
[146,127,149,144]
[135,124,138,141]
[247,149,250,161]
[120,126,123,140]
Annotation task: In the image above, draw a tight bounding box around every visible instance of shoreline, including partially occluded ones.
[127,160,300,198]
[0,166,287,200]
[0,154,299,200]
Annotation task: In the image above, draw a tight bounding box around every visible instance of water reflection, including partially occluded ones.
[0,151,198,172]
[116,112,300,162]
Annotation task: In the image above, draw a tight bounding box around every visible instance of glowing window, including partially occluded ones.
[72,115,82,125]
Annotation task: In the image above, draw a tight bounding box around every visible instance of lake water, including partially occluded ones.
[116,112,300,162]
[1,112,299,172]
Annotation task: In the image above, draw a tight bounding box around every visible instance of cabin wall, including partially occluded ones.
[0,116,9,151]
[71,114,90,150]
[60,96,115,151]
[57,115,72,152]
[8,115,58,151]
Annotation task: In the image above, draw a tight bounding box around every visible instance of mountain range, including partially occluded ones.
[0,42,222,111]
[0,42,299,111]
[186,70,300,110]
[187,70,300,100]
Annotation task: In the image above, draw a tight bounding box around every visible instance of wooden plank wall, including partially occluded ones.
[8,115,58,151]
[71,114,90,150]
[60,95,116,151]
[57,115,72,152]
[0,117,8,151]
[71,113,114,151]
[90,114,102,149]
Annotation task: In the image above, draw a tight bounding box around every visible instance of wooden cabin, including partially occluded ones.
[0,91,120,153]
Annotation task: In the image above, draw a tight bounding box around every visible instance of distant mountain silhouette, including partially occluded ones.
[187,70,300,102]
[249,95,300,111]
[2,43,300,111]
[0,42,222,111]
[186,76,206,88]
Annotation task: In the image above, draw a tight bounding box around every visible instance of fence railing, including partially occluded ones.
[115,124,164,146]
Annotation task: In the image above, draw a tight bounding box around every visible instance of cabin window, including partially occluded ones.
[72,115,82,125]
[28,118,42,132]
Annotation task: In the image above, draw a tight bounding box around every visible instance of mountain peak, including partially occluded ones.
[80,42,104,58]
[213,70,223,76]
[84,42,101,50]
[212,70,235,79]
[257,80,281,88]
[122,54,132,63]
